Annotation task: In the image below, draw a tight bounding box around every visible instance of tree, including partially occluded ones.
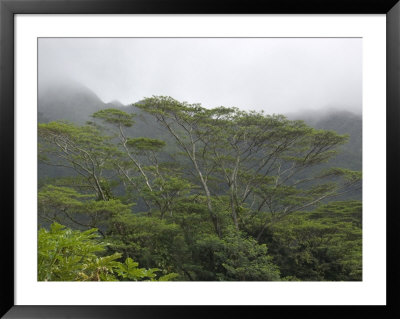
[136,96,361,239]
[38,121,118,201]
[38,185,132,237]
[92,108,193,219]
[193,227,280,281]
[135,97,236,236]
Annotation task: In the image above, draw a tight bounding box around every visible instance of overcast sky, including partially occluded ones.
[38,38,362,114]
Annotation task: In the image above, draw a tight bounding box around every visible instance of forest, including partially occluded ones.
[37,94,362,282]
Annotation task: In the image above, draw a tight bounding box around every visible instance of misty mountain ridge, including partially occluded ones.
[38,80,362,173]
[105,100,125,108]
[39,80,362,121]
[38,79,107,124]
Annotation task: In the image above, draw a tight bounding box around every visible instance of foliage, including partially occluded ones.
[266,201,362,281]
[126,137,166,151]
[38,222,177,281]
[38,185,132,235]
[38,121,119,201]
[37,96,363,281]
[136,96,360,239]
[92,108,135,127]
[193,228,281,281]
[108,214,189,277]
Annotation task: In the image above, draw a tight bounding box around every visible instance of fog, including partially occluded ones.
[39,38,362,114]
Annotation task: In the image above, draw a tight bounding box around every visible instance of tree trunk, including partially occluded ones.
[256,222,268,242]
[230,184,239,230]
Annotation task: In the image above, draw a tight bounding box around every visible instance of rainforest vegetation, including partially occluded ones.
[38,95,362,281]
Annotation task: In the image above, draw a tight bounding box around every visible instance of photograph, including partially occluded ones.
[37,37,362,282]
[1,0,398,316]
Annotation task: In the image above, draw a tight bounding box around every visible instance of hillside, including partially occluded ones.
[288,110,362,172]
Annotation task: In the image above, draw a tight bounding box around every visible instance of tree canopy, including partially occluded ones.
[38,96,362,281]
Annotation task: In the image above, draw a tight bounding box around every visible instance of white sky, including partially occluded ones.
[39,38,362,114]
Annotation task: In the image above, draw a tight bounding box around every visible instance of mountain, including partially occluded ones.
[38,81,169,143]
[38,79,106,124]
[105,100,125,108]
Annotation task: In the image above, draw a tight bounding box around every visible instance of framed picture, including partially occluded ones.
[1,0,399,318]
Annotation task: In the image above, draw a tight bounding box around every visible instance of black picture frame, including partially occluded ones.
[1,0,399,318]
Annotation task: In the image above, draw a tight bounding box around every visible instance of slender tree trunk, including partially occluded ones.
[92,173,107,201]
[230,156,240,230]
[194,161,221,237]
[256,221,269,242]
[230,184,239,230]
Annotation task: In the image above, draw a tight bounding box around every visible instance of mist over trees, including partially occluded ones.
[37,83,362,281]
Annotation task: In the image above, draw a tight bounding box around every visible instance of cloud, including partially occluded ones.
[39,38,362,114]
